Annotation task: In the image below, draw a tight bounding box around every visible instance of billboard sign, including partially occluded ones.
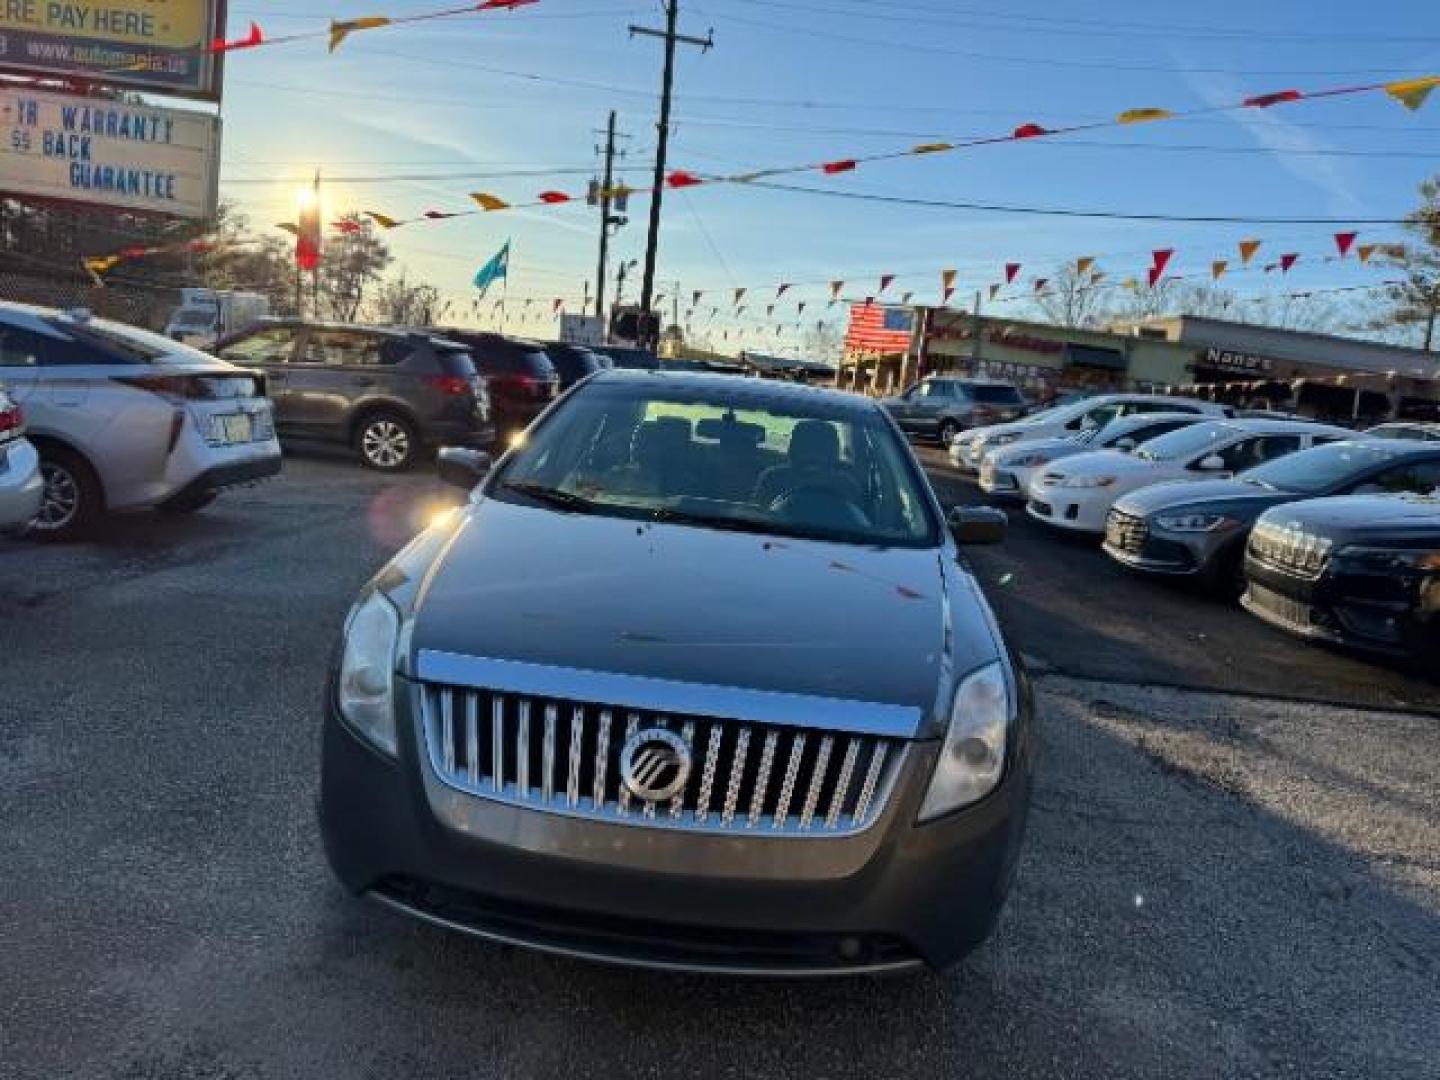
[0,1,224,101]
[0,85,220,218]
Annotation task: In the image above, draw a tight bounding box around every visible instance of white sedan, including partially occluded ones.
[979,411,1207,499]
[949,393,1228,472]
[1025,418,1353,534]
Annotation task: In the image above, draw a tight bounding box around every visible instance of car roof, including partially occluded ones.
[240,317,447,341]
[1332,436,1440,458]
[587,368,882,413]
[1210,417,1353,436]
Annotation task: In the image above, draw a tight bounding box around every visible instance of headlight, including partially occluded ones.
[919,662,1011,822]
[1008,452,1052,468]
[337,591,401,756]
[1335,545,1440,572]
[1059,474,1116,489]
[1155,511,1234,533]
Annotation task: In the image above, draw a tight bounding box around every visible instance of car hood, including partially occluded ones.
[991,436,1080,464]
[1114,477,1295,516]
[1262,493,1440,536]
[406,499,982,718]
[1044,449,1160,478]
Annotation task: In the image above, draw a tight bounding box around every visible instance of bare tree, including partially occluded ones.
[1374,173,1440,351]
[367,270,443,326]
[802,320,844,363]
[317,214,392,322]
[1033,265,1111,328]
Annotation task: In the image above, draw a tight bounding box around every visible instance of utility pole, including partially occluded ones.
[595,110,618,324]
[630,3,712,346]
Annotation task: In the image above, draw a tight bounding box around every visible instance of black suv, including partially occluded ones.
[215,320,493,471]
[433,330,560,440]
[542,342,607,389]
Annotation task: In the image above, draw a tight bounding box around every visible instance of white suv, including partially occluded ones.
[949,393,1229,472]
[0,303,282,537]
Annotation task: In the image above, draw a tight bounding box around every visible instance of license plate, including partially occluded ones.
[214,412,254,444]
[1248,584,1311,628]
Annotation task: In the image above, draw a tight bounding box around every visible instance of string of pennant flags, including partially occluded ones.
[265,71,1440,237]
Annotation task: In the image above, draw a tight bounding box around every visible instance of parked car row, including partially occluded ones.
[947,398,1440,662]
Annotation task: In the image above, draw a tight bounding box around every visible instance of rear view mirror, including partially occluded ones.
[1198,454,1227,472]
[948,505,1008,547]
[438,448,492,490]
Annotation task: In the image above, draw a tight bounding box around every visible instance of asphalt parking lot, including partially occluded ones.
[2,451,1436,1079]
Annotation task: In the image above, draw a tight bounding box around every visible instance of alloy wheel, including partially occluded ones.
[361,420,411,469]
[35,462,80,532]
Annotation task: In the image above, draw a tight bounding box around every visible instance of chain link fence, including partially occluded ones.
[0,267,178,330]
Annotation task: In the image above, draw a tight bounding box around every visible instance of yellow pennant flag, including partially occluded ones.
[910,142,954,155]
[1384,76,1440,111]
[83,255,120,275]
[1212,260,1228,281]
[1117,108,1173,124]
[365,211,400,229]
[1238,239,1262,265]
[1356,244,1377,264]
[330,16,392,53]
[471,193,509,212]
[1121,277,1139,292]
[1076,256,1096,275]
[941,269,957,290]
[275,222,299,236]
[1383,243,1409,259]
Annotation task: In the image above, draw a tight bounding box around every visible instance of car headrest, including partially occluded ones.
[789,419,840,467]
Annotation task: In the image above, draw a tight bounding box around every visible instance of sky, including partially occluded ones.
[210,0,1440,351]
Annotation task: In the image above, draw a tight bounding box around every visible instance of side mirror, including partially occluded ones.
[948,505,1008,547]
[1115,437,1137,452]
[1198,454,1227,472]
[437,447,492,490]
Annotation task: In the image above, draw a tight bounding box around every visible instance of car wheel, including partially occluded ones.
[356,413,418,471]
[938,419,960,445]
[31,446,103,539]
[159,490,218,514]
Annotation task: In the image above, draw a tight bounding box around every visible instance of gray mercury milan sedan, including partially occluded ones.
[320,371,1033,975]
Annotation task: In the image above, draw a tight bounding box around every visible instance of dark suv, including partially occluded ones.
[215,320,493,471]
[434,330,560,440]
[542,342,607,389]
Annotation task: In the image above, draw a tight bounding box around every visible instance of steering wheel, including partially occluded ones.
[767,481,870,528]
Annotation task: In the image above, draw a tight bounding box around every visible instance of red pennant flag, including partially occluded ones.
[1148,265,1165,288]
[552,299,564,314]
[333,219,361,234]
[1245,90,1303,108]
[942,286,956,304]
[667,170,703,189]
[863,296,875,307]
[692,290,702,306]
[776,283,791,298]
[797,302,807,315]
[537,191,571,204]
[1280,253,1299,273]
[479,0,541,9]
[879,274,895,294]
[209,21,264,53]
[1034,278,1049,293]
[1151,249,1174,277]
[1004,263,1021,284]
[1013,123,1048,139]
[822,159,857,175]
[830,281,844,300]
[118,245,149,259]
[1334,232,1358,258]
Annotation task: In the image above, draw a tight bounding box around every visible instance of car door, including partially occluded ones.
[909,381,949,435]
[288,329,378,437]
[888,384,922,429]
[216,327,303,429]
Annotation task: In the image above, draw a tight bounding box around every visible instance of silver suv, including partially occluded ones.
[882,378,1027,444]
[0,303,282,537]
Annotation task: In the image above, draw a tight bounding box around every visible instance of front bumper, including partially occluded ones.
[320,679,1033,974]
[1025,489,1110,534]
[0,438,44,531]
[1242,556,1436,659]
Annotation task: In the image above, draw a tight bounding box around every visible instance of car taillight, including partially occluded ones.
[489,373,537,397]
[424,375,473,397]
[114,374,263,401]
[0,404,23,435]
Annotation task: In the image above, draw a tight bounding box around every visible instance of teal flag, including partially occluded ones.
[473,240,510,298]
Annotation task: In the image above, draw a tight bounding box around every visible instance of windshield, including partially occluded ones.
[1135,421,1238,462]
[966,384,1024,404]
[1240,441,1398,494]
[496,380,939,547]
[44,317,221,366]
[173,309,217,329]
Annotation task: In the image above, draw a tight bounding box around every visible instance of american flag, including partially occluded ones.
[845,303,915,354]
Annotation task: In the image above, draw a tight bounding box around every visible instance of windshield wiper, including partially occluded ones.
[647,507,778,536]
[499,481,602,514]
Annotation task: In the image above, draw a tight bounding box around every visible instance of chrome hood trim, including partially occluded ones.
[415,650,924,738]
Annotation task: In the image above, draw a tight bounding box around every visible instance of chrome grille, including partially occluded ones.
[419,683,905,836]
[1249,521,1331,580]
[1106,509,1148,555]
